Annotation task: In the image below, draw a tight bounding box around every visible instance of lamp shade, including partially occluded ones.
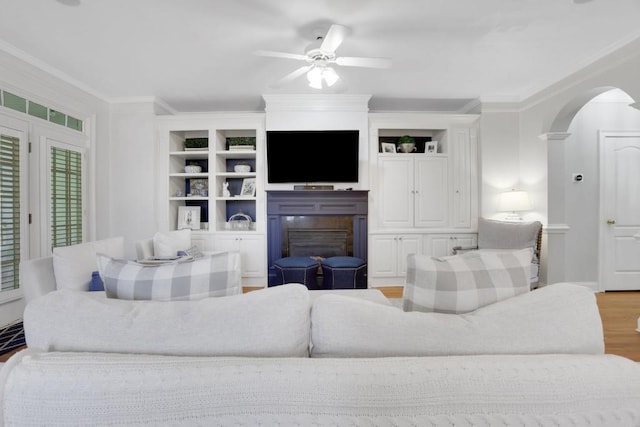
[498,190,531,212]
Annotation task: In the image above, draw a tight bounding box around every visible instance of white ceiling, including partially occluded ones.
[2,0,640,112]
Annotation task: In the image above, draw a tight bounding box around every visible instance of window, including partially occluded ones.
[0,131,25,292]
[0,103,88,306]
[50,145,83,249]
[0,118,28,304]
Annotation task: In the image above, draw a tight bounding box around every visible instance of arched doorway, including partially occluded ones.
[545,87,640,291]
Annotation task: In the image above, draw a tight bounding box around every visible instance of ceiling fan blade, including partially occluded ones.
[320,24,348,53]
[253,50,308,61]
[271,65,313,88]
[335,56,392,69]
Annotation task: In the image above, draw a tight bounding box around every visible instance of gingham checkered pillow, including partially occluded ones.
[97,252,241,301]
[403,248,532,314]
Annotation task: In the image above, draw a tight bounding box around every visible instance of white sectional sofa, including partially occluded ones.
[3,238,640,426]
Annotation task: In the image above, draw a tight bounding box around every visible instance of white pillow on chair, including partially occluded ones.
[152,229,191,257]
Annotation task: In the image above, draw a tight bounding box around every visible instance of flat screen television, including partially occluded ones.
[266,130,359,183]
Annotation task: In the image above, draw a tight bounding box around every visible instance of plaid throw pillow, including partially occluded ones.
[97,252,241,301]
[403,248,532,314]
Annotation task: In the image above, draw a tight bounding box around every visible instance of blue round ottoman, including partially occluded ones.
[273,256,319,289]
[321,256,367,289]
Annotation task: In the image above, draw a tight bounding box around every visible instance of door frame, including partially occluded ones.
[598,130,640,291]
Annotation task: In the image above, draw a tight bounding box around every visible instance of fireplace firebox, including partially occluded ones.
[267,190,368,287]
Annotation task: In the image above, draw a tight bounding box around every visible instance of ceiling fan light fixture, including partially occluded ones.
[323,67,339,86]
[307,67,324,89]
[307,66,339,89]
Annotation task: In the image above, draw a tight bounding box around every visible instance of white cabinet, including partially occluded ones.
[369,114,479,231]
[369,234,421,279]
[210,234,266,280]
[378,156,448,228]
[157,114,266,285]
[424,233,478,257]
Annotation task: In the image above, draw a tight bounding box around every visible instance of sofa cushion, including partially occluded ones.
[311,282,604,358]
[97,251,241,301]
[52,236,124,292]
[23,283,311,357]
[152,229,191,258]
[403,248,532,314]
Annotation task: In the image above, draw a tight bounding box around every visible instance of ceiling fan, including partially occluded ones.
[254,24,392,89]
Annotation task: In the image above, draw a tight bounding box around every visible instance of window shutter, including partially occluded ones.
[50,146,83,249]
[0,134,21,291]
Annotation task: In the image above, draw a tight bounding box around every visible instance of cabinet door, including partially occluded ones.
[414,157,448,228]
[451,127,474,228]
[396,234,421,277]
[425,233,478,257]
[450,233,477,252]
[378,157,414,228]
[212,234,265,277]
[370,234,421,277]
[369,235,398,277]
[425,235,455,257]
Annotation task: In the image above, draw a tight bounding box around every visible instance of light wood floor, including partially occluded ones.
[376,287,640,362]
[2,288,639,363]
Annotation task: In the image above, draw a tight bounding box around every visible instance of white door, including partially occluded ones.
[600,132,640,290]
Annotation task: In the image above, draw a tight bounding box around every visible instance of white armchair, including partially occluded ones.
[19,236,125,304]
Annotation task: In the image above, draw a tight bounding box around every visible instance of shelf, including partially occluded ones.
[165,125,260,236]
[170,150,209,158]
[216,172,257,178]
[169,173,209,178]
[170,197,209,201]
[216,150,256,159]
[216,196,256,201]
[378,153,447,158]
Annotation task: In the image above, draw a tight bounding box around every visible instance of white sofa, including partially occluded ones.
[3,241,640,425]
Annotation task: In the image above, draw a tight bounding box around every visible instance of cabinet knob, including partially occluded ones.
[607,219,616,225]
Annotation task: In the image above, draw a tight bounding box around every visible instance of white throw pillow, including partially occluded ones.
[403,248,532,314]
[52,236,124,292]
[97,251,241,301]
[24,283,311,357]
[311,283,604,358]
[152,229,191,258]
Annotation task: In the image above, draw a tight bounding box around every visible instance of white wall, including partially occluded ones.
[109,101,168,259]
[477,110,522,219]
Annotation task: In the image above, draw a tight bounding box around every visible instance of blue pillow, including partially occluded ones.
[89,271,104,291]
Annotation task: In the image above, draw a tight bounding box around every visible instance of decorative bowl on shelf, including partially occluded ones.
[234,164,251,173]
[184,165,202,173]
[228,212,252,230]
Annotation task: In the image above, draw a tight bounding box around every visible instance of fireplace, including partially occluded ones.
[267,191,368,287]
[287,229,349,259]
